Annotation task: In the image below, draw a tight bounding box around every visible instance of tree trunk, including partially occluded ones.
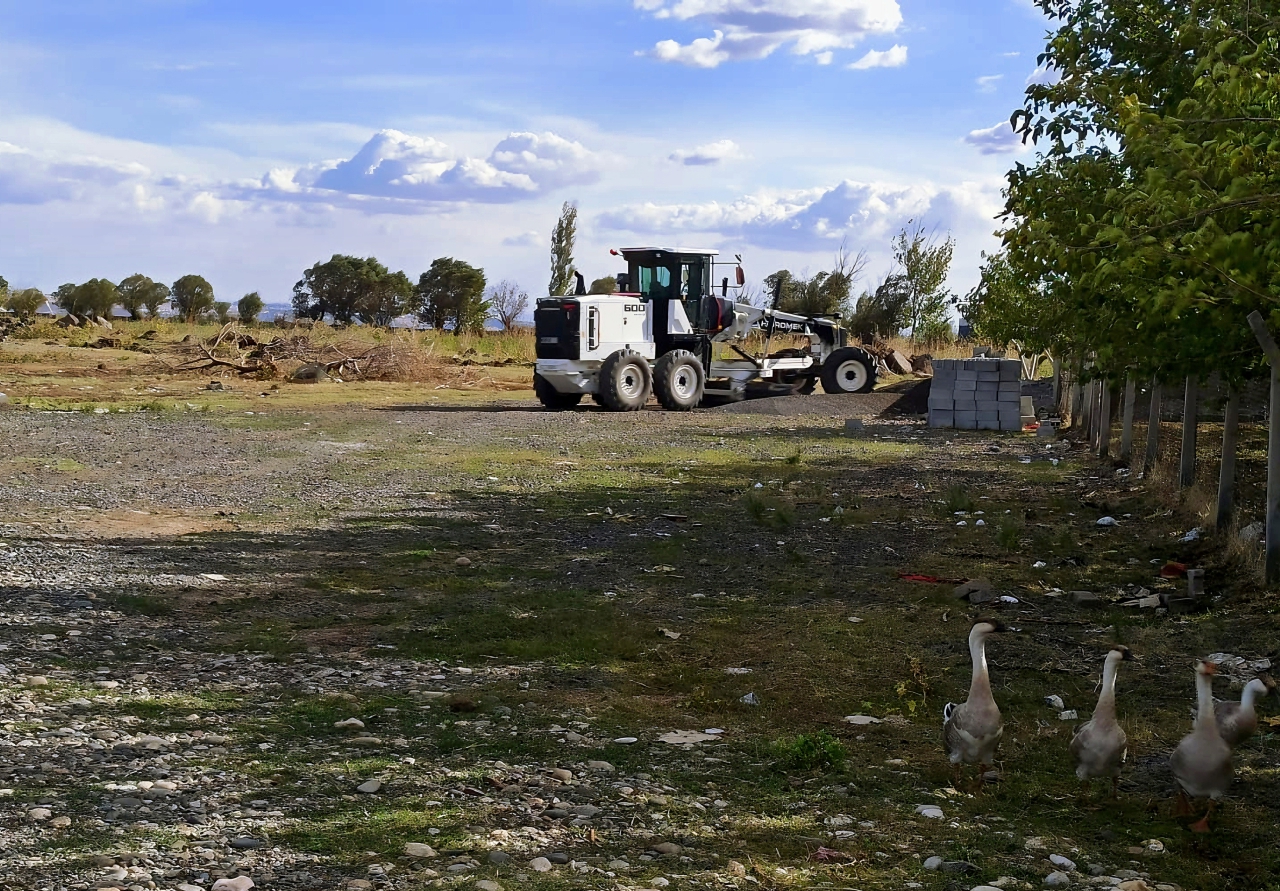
[1179,374,1199,489]
[1091,381,1104,452]
[1120,376,1137,463]
[1216,387,1240,531]
[1143,379,1162,477]
[1248,312,1280,584]
[1098,383,1114,459]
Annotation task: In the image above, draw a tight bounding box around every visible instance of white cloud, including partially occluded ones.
[0,140,152,205]
[964,121,1024,155]
[976,74,1003,93]
[669,139,745,166]
[246,129,602,209]
[596,178,1000,252]
[1026,64,1057,85]
[639,0,903,68]
[502,231,543,248]
[848,44,907,70]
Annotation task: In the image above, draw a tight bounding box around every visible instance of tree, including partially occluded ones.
[487,280,529,332]
[892,222,954,342]
[588,276,616,295]
[172,275,215,322]
[848,275,910,341]
[764,246,867,318]
[293,255,415,325]
[213,301,232,325]
[55,279,118,320]
[237,292,265,325]
[118,274,169,321]
[0,275,8,303]
[548,201,578,297]
[417,258,488,333]
[5,288,45,320]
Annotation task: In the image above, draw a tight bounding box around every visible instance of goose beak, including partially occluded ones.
[1201,661,1219,676]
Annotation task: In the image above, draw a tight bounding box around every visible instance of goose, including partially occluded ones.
[1170,660,1233,832]
[1215,674,1276,748]
[944,619,1007,791]
[1069,646,1133,798]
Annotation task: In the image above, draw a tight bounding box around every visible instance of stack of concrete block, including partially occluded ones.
[928,358,1023,430]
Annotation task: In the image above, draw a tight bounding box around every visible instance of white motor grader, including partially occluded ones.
[533,247,877,411]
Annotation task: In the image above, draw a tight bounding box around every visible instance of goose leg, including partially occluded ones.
[951,762,962,790]
[1188,801,1217,834]
[1110,777,1120,800]
[1173,790,1193,818]
[975,764,991,796]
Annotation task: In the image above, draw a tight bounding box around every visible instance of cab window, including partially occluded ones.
[636,265,673,300]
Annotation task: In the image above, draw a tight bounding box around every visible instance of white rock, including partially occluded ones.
[24,676,49,688]
[357,779,382,794]
[613,736,639,744]
[1049,854,1076,870]
[923,856,943,870]
[608,859,630,870]
[587,760,615,772]
[1044,871,1070,887]
[177,884,206,891]
[914,805,944,819]
[1033,561,1047,569]
[1096,516,1118,527]
[335,718,365,729]
[651,879,670,888]
[658,730,718,745]
[27,807,51,821]
[49,815,71,828]
[1044,695,1065,710]
[476,881,502,891]
[455,557,473,567]
[529,857,553,873]
[211,879,255,891]
[404,843,437,858]
[843,715,882,725]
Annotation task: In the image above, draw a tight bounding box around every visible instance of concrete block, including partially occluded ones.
[999,381,1022,393]
[956,415,978,430]
[977,410,1000,422]
[955,409,977,424]
[1020,395,1035,416]
[956,369,978,381]
[928,410,954,428]
[978,418,1001,430]
[1000,418,1023,431]
[928,397,954,410]
[977,370,1000,382]
[975,384,999,397]
[1000,361,1022,381]
[955,378,977,391]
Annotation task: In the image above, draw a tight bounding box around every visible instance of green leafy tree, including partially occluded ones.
[487,280,529,331]
[849,275,910,341]
[417,258,488,333]
[892,222,954,343]
[5,288,45,320]
[764,247,865,318]
[237,292,265,324]
[213,301,232,325]
[548,201,578,297]
[118,274,169,321]
[55,279,119,320]
[293,255,415,325]
[588,276,616,295]
[171,275,215,322]
[0,275,8,304]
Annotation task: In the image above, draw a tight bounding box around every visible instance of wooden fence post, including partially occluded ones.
[1216,386,1240,531]
[1098,383,1114,459]
[1247,310,1280,584]
[1179,374,1198,488]
[1120,375,1137,463]
[1069,359,1084,428]
[1052,357,1063,406]
[1092,381,1105,452]
[1143,379,1162,477]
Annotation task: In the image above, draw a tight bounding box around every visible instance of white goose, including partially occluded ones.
[1170,660,1233,833]
[1215,675,1276,748]
[944,619,1007,791]
[1069,646,1133,798]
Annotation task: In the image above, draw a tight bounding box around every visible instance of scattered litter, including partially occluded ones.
[658,628,681,640]
[1160,562,1187,578]
[1032,561,1047,569]
[1178,528,1202,543]
[953,578,994,604]
[897,573,964,584]
[914,804,945,819]
[1096,516,1118,527]
[704,728,725,735]
[1044,695,1065,710]
[651,565,676,573]
[843,715,882,725]
[725,667,752,675]
[956,520,968,527]
[613,737,639,745]
[848,617,863,624]
[1205,653,1273,684]
[200,573,228,581]
[739,693,760,706]
[999,595,1019,604]
[975,519,986,527]
[1058,710,1078,721]
[657,730,719,745]
[810,847,854,863]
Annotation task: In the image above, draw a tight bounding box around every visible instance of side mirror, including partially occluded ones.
[735,266,745,287]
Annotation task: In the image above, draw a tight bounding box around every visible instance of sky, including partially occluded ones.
[0,0,1054,313]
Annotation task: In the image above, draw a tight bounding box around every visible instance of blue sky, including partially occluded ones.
[0,0,1052,310]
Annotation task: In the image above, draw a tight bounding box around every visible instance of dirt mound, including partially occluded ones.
[708,378,931,418]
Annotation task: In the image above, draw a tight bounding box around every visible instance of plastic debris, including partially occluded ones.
[1044,695,1065,710]
[739,692,760,706]
[1032,561,1047,569]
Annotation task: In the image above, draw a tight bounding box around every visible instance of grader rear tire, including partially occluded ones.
[598,350,652,411]
[653,350,706,411]
[820,347,878,394]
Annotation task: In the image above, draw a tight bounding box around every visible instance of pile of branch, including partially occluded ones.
[155,323,425,381]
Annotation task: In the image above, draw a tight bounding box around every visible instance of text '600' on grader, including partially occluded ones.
[533,247,878,411]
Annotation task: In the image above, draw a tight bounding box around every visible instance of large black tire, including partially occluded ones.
[820,347,878,394]
[534,372,583,410]
[769,348,817,395]
[653,350,706,411]
[598,350,652,411]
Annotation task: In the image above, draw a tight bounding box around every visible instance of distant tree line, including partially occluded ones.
[756,223,957,346]
[291,254,528,333]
